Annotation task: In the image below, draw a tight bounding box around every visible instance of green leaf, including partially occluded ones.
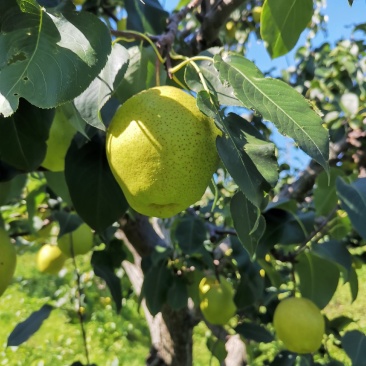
[197,91,272,209]
[314,168,344,216]
[257,259,283,288]
[230,191,266,258]
[57,102,89,139]
[348,265,359,302]
[342,330,366,365]
[26,183,46,226]
[259,209,315,250]
[312,240,352,279]
[186,269,204,306]
[328,210,352,241]
[336,177,366,240]
[91,249,124,314]
[74,43,129,131]
[65,136,128,232]
[270,351,297,366]
[206,336,227,364]
[261,0,313,58]
[216,113,276,208]
[296,251,340,309]
[114,45,167,104]
[166,276,188,311]
[234,259,265,308]
[328,316,354,332]
[142,263,173,316]
[124,0,168,34]
[214,54,329,172]
[7,304,53,347]
[0,101,54,171]
[43,171,73,206]
[175,0,191,10]
[185,60,239,106]
[52,211,83,238]
[229,236,252,271]
[0,161,23,182]
[174,215,207,254]
[0,180,12,206]
[0,0,111,117]
[235,322,274,343]
[0,174,27,203]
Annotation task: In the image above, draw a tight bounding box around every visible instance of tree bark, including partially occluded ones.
[119,221,194,366]
[118,214,248,366]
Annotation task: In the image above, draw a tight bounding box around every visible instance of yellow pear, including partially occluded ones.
[225,21,237,39]
[73,0,86,5]
[0,228,16,296]
[199,275,237,325]
[106,86,221,218]
[57,223,93,257]
[273,297,325,354]
[117,17,127,31]
[37,244,67,274]
[252,6,262,23]
[41,108,77,172]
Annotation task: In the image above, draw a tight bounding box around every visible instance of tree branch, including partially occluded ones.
[119,213,169,257]
[188,0,247,55]
[277,137,348,202]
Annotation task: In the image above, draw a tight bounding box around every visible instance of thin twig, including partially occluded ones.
[271,206,339,263]
[70,235,91,365]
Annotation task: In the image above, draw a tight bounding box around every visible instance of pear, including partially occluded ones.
[106,86,220,218]
[37,244,67,274]
[199,275,237,325]
[42,108,76,172]
[273,297,325,354]
[57,223,93,257]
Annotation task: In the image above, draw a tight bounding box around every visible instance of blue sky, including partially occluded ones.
[246,0,366,74]
[161,0,366,74]
[159,0,366,172]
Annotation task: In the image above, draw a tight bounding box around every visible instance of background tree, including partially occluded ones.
[1,0,366,365]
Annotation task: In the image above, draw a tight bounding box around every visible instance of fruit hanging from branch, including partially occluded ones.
[273,297,325,354]
[106,86,221,218]
[57,223,94,257]
[198,275,237,325]
[37,244,67,274]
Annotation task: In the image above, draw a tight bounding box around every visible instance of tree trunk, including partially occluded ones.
[119,214,247,366]
[119,220,194,366]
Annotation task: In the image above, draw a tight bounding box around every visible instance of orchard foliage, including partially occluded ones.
[1,0,366,365]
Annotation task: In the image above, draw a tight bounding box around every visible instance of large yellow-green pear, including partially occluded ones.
[106,86,221,218]
[199,275,237,325]
[0,228,17,296]
[37,244,67,274]
[57,223,93,257]
[273,297,325,354]
[41,108,77,172]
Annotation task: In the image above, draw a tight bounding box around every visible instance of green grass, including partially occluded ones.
[1,245,366,365]
[0,246,217,366]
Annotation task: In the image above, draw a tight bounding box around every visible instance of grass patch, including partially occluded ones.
[0,246,217,365]
[1,245,366,365]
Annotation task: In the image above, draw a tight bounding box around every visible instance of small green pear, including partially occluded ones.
[199,275,237,325]
[57,223,93,257]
